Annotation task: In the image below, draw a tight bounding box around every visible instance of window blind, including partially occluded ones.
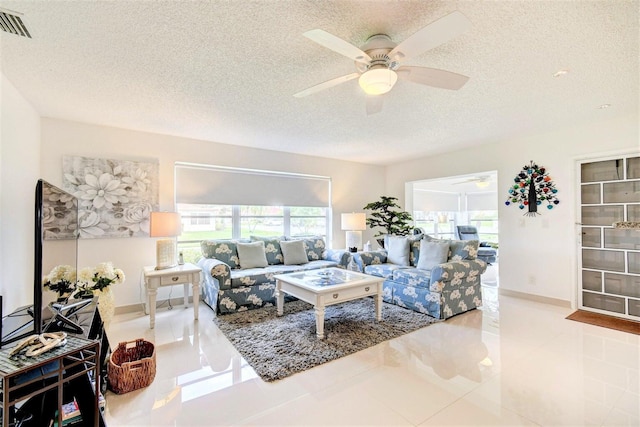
[466,192,497,211]
[175,163,331,207]
[413,190,460,212]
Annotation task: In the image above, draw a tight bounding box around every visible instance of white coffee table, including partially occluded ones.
[274,268,384,339]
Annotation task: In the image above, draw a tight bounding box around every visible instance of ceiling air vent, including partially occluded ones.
[0,8,31,38]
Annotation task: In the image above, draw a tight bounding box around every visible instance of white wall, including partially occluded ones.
[386,114,639,305]
[8,89,635,313]
[0,74,41,314]
[40,118,385,309]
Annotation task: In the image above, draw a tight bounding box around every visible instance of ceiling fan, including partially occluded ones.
[293,11,471,114]
[453,175,492,188]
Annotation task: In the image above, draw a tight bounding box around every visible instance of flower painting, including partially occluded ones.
[63,156,159,238]
[42,181,78,240]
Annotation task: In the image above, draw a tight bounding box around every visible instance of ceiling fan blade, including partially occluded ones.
[366,95,384,115]
[453,175,490,185]
[293,73,360,98]
[303,29,372,65]
[388,11,471,62]
[453,178,478,185]
[397,66,469,90]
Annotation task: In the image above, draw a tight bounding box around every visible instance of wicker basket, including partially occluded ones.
[108,339,156,394]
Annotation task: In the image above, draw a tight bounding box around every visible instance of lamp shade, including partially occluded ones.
[150,212,181,270]
[341,213,366,231]
[358,68,398,95]
[150,212,182,237]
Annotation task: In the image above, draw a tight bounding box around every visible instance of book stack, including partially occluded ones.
[50,397,82,426]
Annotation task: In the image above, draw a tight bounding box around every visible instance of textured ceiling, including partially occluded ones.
[1,1,638,165]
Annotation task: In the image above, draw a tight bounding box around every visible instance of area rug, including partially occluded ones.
[566,310,639,335]
[213,298,439,382]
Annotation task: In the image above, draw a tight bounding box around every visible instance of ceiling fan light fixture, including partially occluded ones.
[475,180,490,188]
[359,68,397,95]
[553,69,570,77]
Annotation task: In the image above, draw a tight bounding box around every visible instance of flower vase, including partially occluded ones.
[95,287,115,328]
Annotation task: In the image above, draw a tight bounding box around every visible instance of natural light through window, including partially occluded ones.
[174,163,332,264]
[176,204,328,263]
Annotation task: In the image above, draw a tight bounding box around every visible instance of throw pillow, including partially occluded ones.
[250,235,284,265]
[236,241,268,269]
[281,240,309,265]
[387,236,410,266]
[302,236,325,261]
[448,239,479,261]
[417,240,450,270]
[200,240,240,269]
[408,234,423,267]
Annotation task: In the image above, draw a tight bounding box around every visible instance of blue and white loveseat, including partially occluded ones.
[197,236,350,314]
[353,234,486,320]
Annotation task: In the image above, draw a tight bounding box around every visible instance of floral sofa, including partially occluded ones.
[353,234,486,319]
[197,236,350,314]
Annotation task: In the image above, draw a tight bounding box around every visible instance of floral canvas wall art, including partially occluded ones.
[42,180,78,240]
[63,156,159,238]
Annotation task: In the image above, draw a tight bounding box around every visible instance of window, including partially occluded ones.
[177,204,328,263]
[174,164,332,264]
[190,216,212,226]
[413,211,456,238]
[466,192,498,244]
[410,174,499,255]
[290,206,327,237]
[239,205,284,237]
[468,211,499,244]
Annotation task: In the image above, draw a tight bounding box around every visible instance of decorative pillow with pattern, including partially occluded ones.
[201,240,241,269]
[358,250,387,266]
[448,239,479,261]
[301,236,325,261]
[250,235,285,265]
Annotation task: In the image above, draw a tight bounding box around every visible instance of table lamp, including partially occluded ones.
[341,212,366,253]
[150,211,182,270]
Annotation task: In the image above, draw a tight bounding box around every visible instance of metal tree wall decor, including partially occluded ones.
[505,161,559,216]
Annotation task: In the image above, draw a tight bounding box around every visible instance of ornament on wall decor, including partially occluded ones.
[505,160,559,216]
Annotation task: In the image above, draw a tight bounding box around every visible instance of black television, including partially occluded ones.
[1,180,79,347]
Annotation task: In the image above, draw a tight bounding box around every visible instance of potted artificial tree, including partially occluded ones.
[363,196,413,248]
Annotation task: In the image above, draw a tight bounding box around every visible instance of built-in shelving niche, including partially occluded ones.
[579,155,640,320]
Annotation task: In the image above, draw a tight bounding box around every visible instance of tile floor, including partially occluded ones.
[104,267,639,426]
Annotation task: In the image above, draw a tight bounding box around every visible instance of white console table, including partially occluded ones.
[143,263,201,329]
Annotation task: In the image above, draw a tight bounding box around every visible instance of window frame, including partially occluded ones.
[177,204,330,248]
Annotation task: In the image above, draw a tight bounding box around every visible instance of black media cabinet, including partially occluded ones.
[1,298,110,426]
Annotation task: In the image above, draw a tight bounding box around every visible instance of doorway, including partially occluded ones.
[407,171,499,286]
[577,154,640,320]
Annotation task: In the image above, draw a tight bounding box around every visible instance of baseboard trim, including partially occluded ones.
[498,288,571,308]
[115,295,200,315]
[115,291,571,314]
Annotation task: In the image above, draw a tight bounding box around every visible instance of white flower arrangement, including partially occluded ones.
[76,262,125,296]
[43,265,77,297]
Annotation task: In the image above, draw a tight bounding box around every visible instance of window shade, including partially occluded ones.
[413,190,460,212]
[466,192,497,211]
[175,163,331,207]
